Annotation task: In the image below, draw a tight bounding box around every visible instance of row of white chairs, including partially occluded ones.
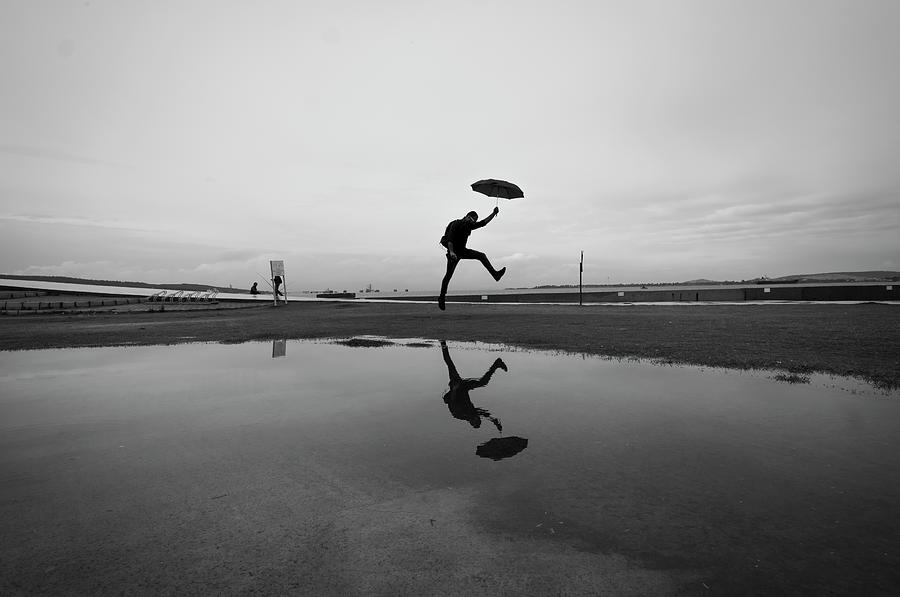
[147,289,219,302]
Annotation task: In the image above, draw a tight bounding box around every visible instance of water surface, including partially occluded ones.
[2,340,898,595]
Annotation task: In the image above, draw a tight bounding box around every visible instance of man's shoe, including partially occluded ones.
[438,295,446,310]
[493,267,506,282]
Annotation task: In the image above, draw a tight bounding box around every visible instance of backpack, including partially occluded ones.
[439,220,457,248]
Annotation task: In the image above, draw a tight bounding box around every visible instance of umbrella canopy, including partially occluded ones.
[471,179,524,200]
[475,436,529,461]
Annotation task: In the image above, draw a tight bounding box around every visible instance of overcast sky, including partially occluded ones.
[2,0,899,291]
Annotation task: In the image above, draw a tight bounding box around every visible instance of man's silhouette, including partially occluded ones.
[440,340,507,431]
[438,208,506,310]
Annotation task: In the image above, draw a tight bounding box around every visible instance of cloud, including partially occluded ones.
[0,144,121,167]
[0,213,159,233]
[499,252,539,262]
[15,260,116,276]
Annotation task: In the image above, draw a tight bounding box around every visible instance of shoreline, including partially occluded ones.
[4,276,898,306]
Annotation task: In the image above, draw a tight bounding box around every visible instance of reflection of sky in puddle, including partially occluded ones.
[2,340,898,595]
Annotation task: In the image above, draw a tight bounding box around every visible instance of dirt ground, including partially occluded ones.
[2,300,898,390]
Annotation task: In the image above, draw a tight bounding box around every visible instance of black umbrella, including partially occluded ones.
[475,436,528,461]
[471,179,524,200]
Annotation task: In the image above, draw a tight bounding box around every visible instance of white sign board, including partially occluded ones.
[269,260,287,305]
[270,260,285,276]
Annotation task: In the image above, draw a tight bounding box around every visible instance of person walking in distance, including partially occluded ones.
[438,207,506,310]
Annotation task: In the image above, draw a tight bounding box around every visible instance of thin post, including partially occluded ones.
[579,251,583,306]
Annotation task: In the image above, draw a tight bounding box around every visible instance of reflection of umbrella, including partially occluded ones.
[476,436,528,461]
[471,179,524,200]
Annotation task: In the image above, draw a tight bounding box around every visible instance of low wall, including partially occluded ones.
[1,297,146,313]
[371,284,898,304]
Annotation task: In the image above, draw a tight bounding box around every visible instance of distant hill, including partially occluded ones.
[0,274,225,292]
[762,271,900,283]
[682,278,721,285]
[679,271,899,284]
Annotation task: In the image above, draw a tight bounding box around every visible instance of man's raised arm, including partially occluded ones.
[473,207,499,229]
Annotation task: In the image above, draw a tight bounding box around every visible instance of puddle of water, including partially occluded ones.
[1,340,898,596]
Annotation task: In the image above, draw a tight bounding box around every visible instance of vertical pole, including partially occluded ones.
[270,260,283,307]
[579,251,583,306]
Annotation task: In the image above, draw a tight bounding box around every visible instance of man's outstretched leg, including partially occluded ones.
[439,255,458,310]
[472,250,506,282]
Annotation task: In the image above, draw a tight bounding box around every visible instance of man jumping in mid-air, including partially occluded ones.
[438,207,506,310]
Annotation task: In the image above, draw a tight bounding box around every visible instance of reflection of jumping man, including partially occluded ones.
[438,208,506,310]
[440,340,507,431]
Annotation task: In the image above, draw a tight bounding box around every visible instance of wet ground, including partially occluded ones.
[2,339,898,595]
